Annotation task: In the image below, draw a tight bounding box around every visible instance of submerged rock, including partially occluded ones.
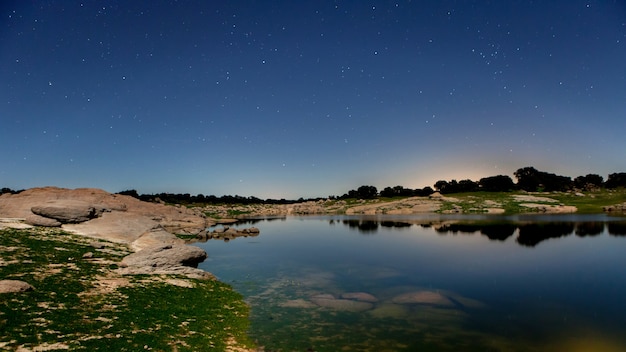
[340,292,379,302]
[280,299,317,308]
[391,290,454,306]
[310,294,374,312]
[368,303,409,319]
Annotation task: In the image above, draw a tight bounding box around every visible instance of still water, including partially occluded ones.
[196,214,626,351]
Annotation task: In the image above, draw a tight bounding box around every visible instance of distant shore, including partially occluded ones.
[198,190,626,219]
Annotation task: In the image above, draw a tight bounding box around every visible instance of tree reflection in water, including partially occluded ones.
[336,218,626,247]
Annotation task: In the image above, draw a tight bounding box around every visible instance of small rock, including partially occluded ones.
[89,241,106,249]
[82,252,94,259]
[0,280,35,293]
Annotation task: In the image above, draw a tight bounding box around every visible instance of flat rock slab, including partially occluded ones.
[63,211,159,244]
[0,280,34,293]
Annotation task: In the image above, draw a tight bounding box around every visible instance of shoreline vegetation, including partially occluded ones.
[1,166,626,351]
[0,227,254,352]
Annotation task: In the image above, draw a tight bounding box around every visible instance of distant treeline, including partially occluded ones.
[2,167,626,204]
[115,190,302,205]
[337,167,626,200]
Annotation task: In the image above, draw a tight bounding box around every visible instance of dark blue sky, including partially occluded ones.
[1,1,625,198]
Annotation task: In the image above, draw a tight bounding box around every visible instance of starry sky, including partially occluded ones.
[1,1,625,199]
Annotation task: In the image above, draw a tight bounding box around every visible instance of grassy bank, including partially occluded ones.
[437,189,626,214]
[0,228,254,351]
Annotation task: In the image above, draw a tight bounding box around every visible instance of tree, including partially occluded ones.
[479,175,515,192]
[380,185,415,198]
[514,167,542,191]
[458,179,479,192]
[415,186,434,197]
[514,167,572,192]
[605,173,626,189]
[434,180,449,193]
[117,189,140,198]
[574,174,604,190]
[380,187,395,198]
[356,185,378,199]
[1,187,14,195]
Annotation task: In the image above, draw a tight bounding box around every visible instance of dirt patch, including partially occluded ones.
[513,195,559,203]
[519,203,577,213]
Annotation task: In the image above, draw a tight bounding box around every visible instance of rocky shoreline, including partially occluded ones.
[2,186,623,289]
[0,187,259,351]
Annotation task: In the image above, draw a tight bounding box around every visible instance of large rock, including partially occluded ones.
[0,280,34,293]
[31,200,103,223]
[118,244,213,280]
[130,228,185,252]
[63,211,160,243]
[25,214,62,227]
[120,244,207,269]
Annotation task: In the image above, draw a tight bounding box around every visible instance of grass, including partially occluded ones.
[547,189,626,213]
[0,228,254,351]
[434,189,626,214]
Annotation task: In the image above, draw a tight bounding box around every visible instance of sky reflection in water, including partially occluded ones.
[196,215,626,351]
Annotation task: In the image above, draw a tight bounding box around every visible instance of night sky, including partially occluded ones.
[2,1,625,198]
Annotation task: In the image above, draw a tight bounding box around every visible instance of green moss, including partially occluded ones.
[0,228,254,351]
[227,209,252,217]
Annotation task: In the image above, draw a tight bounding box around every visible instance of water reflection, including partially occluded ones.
[608,222,626,235]
[335,218,626,247]
[197,215,626,352]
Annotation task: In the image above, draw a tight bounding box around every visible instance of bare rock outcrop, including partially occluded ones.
[0,187,216,280]
[0,187,211,244]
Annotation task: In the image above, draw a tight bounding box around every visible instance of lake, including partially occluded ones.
[195,214,626,351]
